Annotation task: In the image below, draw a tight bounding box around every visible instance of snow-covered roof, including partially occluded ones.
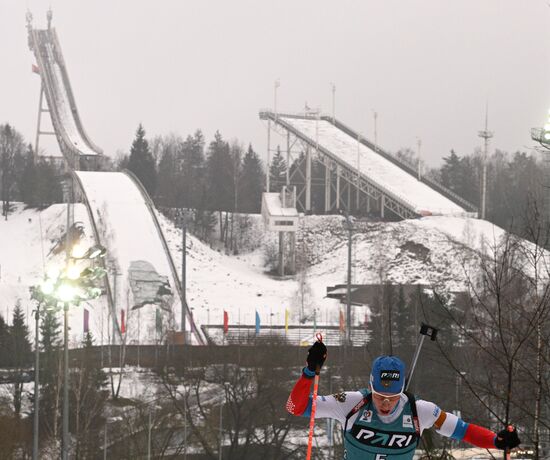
[263,193,299,217]
[279,116,468,217]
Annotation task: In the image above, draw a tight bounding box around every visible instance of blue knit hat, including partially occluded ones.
[370,356,406,394]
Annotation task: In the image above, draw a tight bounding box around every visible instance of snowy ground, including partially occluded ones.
[0,202,533,347]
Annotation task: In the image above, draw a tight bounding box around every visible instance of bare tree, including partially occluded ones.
[428,200,550,458]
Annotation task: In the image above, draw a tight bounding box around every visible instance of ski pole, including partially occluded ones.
[405,323,438,391]
[306,333,323,460]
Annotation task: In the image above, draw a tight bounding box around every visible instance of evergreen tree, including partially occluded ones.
[128,124,157,196]
[10,302,32,415]
[0,314,10,367]
[156,137,181,207]
[39,308,62,440]
[19,145,37,205]
[394,285,410,347]
[0,123,25,219]
[230,142,243,211]
[181,130,206,209]
[238,144,264,213]
[268,145,287,192]
[192,207,217,241]
[440,150,462,193]
[205,131,235,241]
[458,154,480,206]
[70,332,108,458]
[20,145,63,208]
[35,159,63,207]
[205,131,234,212]
[115,151,129,171]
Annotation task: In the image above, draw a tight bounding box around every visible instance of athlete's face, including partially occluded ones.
[371,389,401,416]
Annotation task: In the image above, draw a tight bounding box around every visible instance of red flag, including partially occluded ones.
[339,310,345,332]
[83,309,89,333]
[223,310,229,334]
[32,64,39,74]
[121,309,126,334]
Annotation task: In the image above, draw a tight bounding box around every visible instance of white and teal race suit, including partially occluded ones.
[287,368,498,459]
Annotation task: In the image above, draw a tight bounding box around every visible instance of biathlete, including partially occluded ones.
[286,341,520,459]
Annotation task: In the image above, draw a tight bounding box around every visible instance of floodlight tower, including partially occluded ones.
[530,108,550,221]
[47,8,53,29]
[478,104,493,220]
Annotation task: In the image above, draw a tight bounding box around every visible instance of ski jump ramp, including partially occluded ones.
[28,22,205,344]
[260,111,478,219]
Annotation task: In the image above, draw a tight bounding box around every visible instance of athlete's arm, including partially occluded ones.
[286,367,362,424]
[416,400,496,449]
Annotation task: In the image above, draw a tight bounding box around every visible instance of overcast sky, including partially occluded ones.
[1,0,550,166]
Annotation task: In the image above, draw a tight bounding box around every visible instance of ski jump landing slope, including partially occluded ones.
[262,112,477,219]
[74,171,204,344]
[28,24,205,344]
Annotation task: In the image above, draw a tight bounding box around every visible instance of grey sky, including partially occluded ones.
[1,0,550,166]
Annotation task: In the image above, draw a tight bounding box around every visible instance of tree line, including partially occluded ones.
[1,120,548,243]
[0,301,109,458]
[0,123,62,218]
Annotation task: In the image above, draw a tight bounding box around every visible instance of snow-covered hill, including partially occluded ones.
[0,202,530,346]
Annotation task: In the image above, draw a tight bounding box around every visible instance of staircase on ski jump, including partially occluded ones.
[260,111,478,220]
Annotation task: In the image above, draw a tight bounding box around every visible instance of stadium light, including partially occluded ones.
[71,244,106,260]
[530,108,550,148]
[56,282,79,303]
[30,242,107,460]
[83,245,107,259]
[31,242,107,460]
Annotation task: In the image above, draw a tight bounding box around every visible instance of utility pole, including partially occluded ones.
[416,138,422,180]
[46,7,52,30]
[478,103,493,220]
[147,408,152,459]
[103,423,108,460]
[62,303,69,459]
[183,392,188,460]
[356,135,361,211]
[32,304,40,460]
[344,213,353,346]
[373,111,378,152]
[331,82,336,122]
[274,78,280,121]
[181,215,187,341]
[62,178,73,460]
[218,389,224,460]
[266,121,271,192]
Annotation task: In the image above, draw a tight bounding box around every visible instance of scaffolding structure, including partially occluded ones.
[260,110,478,220]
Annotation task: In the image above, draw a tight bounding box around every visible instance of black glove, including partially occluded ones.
[495,426,520,450]
[306,341,327,374]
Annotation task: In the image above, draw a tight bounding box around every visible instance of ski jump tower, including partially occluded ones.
[26,11,205,345]
[260,110,478,220]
